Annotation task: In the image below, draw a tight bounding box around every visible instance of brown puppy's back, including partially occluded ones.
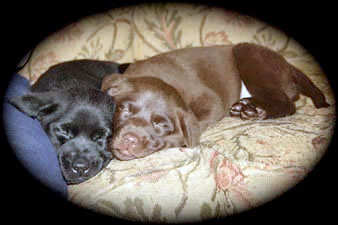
[124,45,241,131]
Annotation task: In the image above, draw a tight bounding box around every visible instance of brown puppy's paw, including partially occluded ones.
[230,98,267,120]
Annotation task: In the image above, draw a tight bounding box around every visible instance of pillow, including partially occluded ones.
[17,3,335,223]
[3,74,68,198]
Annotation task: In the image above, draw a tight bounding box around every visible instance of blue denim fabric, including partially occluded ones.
[2,74,68,198]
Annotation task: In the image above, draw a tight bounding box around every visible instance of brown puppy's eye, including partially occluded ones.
[121,107,129,113]
[118,105,131,117]
[119,103,139,118]
[152,121,169,129]
[128,104,140,114]
[151,115,174,134]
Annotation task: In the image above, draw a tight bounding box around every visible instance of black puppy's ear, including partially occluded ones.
[9,92,58,119]
[101,74,133,97]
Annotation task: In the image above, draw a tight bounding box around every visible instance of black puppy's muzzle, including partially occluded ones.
[59,148,111,185]
[71,156,90,176]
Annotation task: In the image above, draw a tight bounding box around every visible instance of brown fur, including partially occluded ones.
[102,43,329,160]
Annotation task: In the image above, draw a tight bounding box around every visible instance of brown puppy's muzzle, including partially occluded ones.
[113,132,143,159]
[111,124,165,160]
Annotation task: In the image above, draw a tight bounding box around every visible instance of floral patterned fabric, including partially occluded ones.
[18,3,335,223]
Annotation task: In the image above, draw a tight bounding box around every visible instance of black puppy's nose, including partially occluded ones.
[72,158,90,175]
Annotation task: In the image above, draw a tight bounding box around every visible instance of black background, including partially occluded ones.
[1,0,337,224]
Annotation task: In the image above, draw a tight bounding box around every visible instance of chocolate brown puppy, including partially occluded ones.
[102,43,329,160]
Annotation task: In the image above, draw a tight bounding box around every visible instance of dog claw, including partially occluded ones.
[230,98,267,120]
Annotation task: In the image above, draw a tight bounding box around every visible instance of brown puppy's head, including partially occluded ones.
[102,74,200,160]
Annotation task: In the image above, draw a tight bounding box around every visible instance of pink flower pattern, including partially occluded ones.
[312,136,329,153]
[204,31,232,46]
[210,151,253,208]
[159,14,177,49]
[136,170,170,184]
[30,51,59,81]
[54,23,83,43]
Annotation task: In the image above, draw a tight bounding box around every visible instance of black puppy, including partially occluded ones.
[10,60,129,184]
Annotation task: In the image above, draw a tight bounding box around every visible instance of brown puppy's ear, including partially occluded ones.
[101,74,133,97]
[178,110,201,148]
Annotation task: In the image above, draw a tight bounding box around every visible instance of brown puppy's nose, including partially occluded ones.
[123,133,140,150]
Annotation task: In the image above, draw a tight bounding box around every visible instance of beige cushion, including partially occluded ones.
[19,3,335,223]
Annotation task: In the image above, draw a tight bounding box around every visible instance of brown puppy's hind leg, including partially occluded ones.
[231,43,328,120]
[291,66,330,108]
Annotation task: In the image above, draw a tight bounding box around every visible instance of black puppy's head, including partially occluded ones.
[10,87,115,184]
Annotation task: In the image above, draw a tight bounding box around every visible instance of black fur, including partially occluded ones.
[9,59,129,184]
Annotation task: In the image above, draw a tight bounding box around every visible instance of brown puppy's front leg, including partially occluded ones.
[230,98,267,120]
[230,91,295,120]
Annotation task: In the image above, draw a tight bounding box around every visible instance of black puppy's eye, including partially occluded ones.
[58,136,68,145]
[92,134,103,142]
[54,124,75,145]
[62,125,75,136]
[56,132,73,145]
[91,129,108,142]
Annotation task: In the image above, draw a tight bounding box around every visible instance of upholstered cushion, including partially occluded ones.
[19,3,335,223]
